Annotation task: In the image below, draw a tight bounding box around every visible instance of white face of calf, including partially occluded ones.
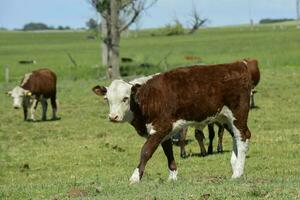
[93,80,134,123]
[7,86,31,109]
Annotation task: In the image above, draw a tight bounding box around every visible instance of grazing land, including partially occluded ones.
[0,24,300,199]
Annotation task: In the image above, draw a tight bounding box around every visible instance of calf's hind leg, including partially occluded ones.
[41,97,48,121]
[217,125,225,153]
[50,96,59,120]
[225,112,251,178]
[195,129,207,156]
[207,124,215,154]
[178,127,188,158]
[230,126,250,178]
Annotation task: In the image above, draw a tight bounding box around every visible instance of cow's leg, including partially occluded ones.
[207,124,215,154]
[41,97,48,121]
[217,125,225,153]
[250,90,257,109]
[222,125,237,171]
[225,103,251,178]
[161,138,177,181]
[22,97,29,121]
[23,105,28,121]
[195,129,207,157]
[29,99,38,121]
[50,96,58,120]
[230,125,250,179]
[178,127,188,158]
[129,133,163,184]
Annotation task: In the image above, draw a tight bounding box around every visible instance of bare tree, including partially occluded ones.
[188,7,207,34]
[297,0,300,28]
[90,0,157,79]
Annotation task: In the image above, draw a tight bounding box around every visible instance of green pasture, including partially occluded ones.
[0,24,300,199]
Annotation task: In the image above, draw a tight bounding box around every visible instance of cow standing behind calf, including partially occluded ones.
[7,68,59,121]
[93,61,253,184]
[177,58,261,158]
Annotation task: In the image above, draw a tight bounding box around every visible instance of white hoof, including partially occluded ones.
[231,172,243,179]
[168,170,178,181]
[129,168,140,184]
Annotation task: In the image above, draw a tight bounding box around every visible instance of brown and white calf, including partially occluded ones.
[178,58,261,157]
[7,68,59,121]
[93,61,252,184]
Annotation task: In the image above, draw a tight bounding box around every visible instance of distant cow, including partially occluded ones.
[244,59,260,108]
[93,61,252,184]
[7,68,59,121]
[175,59,261,158]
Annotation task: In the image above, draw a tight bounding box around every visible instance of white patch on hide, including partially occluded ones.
[21,73,32,86]
[129,73,159,85]
[146,123,156,135]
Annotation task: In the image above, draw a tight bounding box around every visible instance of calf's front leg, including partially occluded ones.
[22,97,30,121]
[161,138,177,181]
[129,133,163,184]
[23,106,28,121]
[29,99,38,121]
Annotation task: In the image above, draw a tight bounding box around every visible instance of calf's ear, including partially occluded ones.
[92,85,107,96]
[6,91,12,96]
[131,84,141,96]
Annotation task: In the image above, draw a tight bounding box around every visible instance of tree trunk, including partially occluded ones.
[109,0,121,79]
[101,14,108,66]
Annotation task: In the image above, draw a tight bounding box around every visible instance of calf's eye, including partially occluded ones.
[122,97,129,102]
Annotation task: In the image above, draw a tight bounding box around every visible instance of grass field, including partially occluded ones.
[0,24,300,199]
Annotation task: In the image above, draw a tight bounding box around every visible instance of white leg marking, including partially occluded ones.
[231,126,249,179]
[231,138,238,172]
[217,106,249,179]
[129,168,140,184]
[232,139,248,178]
[168,170,178,181]
[30,99,37,121]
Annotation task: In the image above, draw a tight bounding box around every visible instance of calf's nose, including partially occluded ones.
[109,114,119,122]
[14,106,20,109]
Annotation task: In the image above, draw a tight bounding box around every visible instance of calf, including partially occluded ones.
[7,68,59,121]
[93,61,252,184]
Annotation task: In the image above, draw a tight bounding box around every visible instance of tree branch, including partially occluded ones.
[120,0,157,32]
[187,6,207,34]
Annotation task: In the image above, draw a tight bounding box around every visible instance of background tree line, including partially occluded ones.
[22,22,71,31]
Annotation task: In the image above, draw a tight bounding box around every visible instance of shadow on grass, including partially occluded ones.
[25,117,61,123]
[178,150,232,159]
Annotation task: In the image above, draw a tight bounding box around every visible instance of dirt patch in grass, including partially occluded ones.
[67,188,88,198]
